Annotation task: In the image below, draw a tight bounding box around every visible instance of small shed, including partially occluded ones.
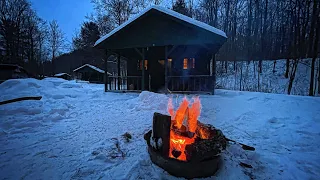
[73,64,112,83]
[54,73,71,80]
[94,5,227,94]
[0,64,29,83]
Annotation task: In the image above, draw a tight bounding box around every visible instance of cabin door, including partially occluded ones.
[149,59,165,92]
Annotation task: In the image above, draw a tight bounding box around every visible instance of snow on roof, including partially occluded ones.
[54,73,71,77]
[73,64,112,75]
[94,5,227,47]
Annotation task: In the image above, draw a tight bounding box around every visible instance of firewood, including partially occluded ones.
[185,127,227,162]
[152,112,171,157]
[240,162,253,168]
[225,138,255,151]
[0,96,42,105]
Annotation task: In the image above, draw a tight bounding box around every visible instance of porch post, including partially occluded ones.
[212,54,216,95]
[141,48,145,91]
[117,53,121,90]
[164,46,168,92]
[104,50,109,92]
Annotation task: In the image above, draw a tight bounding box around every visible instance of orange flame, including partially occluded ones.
[168,96,203,161]
[174,97,189,129]
[169,131,195,160]
[188,97,201,133]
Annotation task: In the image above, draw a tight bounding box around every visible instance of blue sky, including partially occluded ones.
[30,0,94,44]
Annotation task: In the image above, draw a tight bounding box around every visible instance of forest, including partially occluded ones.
[0,0,319,95]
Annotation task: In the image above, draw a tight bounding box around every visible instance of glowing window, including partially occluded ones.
[144,60,148,70]
[139,60,148,70]
[183,58,188,69]
[168,59,172,69]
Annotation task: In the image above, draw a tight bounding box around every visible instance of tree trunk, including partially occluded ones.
[287,60,299,95]
[309,58,316,96]
[273,60,276,73]
[258,68,260,91]
[309,2,320,96]
[253,61,256,78]
[225,61,228,73]
[307,1,318,57]
[258,60,262,73]
[285,58,290,78]
[240,62,243,91]
[318,58,320,95]
[247,0,252,61]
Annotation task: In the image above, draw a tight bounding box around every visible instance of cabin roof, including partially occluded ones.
[54,73,71,77]
[73,64,112,75]
[94,5,227,49]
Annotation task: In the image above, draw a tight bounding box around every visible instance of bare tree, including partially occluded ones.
[0,0,30,64]
[92,0,134,27]
[48,20,65,74]
[309,1,320,96]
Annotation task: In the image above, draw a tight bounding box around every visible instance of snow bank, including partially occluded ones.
[126,91,168,113]
[1,78,320,180]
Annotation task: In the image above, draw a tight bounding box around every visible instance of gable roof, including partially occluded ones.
[94,5,226,47]
[73,64,112,75]
[54,73,71,77]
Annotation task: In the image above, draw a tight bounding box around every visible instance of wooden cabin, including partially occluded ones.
[54,73,71,80]
[73,64,111,84]
[94,6,227,94]
[0,64,29,83]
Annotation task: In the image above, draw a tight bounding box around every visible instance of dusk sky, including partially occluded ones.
[30,0,94,44]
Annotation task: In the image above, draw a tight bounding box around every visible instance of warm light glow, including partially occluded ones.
[169,131,195,160]
[174,97,189,129]
[168,96,207,161]
[144,60,148,70]
[183,58,188,69]
[139,60,148,70]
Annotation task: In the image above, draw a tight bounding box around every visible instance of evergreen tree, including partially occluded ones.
[172,0,191,17]
[73,21,100,49]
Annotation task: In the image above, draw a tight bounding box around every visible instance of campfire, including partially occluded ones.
[144,96,228,178]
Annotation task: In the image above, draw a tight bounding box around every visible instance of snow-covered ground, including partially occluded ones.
[217,59,319,96]
[1,78,320,180]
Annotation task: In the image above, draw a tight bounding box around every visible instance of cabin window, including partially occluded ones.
[144,60,148,70]
[158,59,172,69]
[138,60,148,70]
[183,58,188,69]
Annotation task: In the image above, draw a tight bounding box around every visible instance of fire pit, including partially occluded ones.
[144,97,227,178]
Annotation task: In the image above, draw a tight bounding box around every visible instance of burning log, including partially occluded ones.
[185,128,227,162]
[151,112,171,157]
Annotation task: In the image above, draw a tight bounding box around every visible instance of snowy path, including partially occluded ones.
[1,78,320,180]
